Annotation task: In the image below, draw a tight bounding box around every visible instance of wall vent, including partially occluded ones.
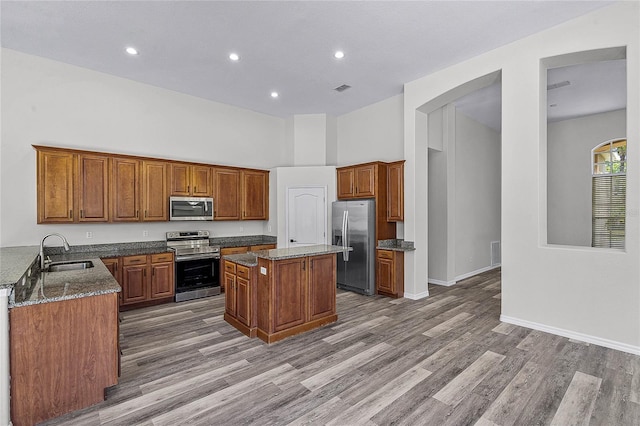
[334,84,351,92]
[491,241,501,266]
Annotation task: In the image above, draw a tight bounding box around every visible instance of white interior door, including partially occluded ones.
[286,187,327,247]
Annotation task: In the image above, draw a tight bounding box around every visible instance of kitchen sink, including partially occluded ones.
[45,260,94,272]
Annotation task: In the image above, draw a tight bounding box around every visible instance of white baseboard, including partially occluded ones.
[403,291,430,300]
[500,315,640,356]
[428,278,456,287]
[428,264,501,287]
[455,264,501,282]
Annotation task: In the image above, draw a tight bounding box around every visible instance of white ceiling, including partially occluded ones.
[1,0,617,121]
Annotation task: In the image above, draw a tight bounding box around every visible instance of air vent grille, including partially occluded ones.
[334,84,351,92]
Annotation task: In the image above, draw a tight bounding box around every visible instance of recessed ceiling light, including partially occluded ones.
[334,51,345,59]
[125,46,139,56]
[229,53,240,61]
[271,92,279,99]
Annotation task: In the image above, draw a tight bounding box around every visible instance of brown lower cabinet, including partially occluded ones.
[256,253,337,343]
[223,259,258,337]
[103,252,174,310]
[376,249,404,298]
[10,293,119,426]
[220,244,276,291]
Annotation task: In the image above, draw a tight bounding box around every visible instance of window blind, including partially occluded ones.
[592,175,626,249]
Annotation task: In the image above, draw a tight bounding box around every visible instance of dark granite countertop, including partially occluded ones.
[0,246,40,290]
[377,239,416,252]
[224,245,350,266]
[212,235,277,248]
[10,256,120,308]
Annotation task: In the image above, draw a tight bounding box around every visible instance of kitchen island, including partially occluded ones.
[224,245,348,343]
[2,249,121,426]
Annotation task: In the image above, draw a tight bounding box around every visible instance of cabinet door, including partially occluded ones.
[387,161,404,221]
[102,258,122,305]
[213,168,241,220]
[224,272,237,316]
[241,170,269,220]
[191,165,213,197]
[308,254,336,321]
[376,257,394,295]
[111,157,140,222]
[150,261,174,299]
[141,161,168,221]
[77,154,110,222]
[169,163,191,196]
[236,276,251,326]
[337,168,355,199]
[273,258,306,332]
[122,264,148,304]
[354,164,376,197]
[37,149,75,223]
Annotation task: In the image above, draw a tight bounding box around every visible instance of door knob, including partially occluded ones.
[290,239,296,242]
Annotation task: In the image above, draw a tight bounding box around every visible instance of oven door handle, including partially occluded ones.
[175,254,220,262]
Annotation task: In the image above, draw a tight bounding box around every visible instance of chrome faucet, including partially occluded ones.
[40,233,71,270]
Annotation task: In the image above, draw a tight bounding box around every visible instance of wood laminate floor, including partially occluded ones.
[42,269,640,425]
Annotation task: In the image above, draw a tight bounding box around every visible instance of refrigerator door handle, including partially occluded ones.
[343,210,349,261]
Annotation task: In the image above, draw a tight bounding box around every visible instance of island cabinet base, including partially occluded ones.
[223,312,257,338]
[257,314,337,344]
[10,293,119,426]
[257,253,337,344]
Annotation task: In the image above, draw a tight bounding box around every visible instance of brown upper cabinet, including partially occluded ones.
[141,161,168,221]
[170,163,212,197]
[36,148,109,223]
[35,145,268,224]
[386,160,405,222]
[213,167,241,220]
[111,157,141,222]
[37,149,76,223]
[336,163,377,199]
[241,170,269,220]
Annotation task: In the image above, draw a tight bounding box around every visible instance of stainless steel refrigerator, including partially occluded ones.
[332,199,376,295]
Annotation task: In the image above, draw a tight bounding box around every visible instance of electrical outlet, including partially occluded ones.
[239,226,244,233]
[86,231,93,239]
[143,230,149,237]
[268,225,272,232]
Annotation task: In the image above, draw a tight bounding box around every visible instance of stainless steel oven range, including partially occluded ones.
[166,230,220,302]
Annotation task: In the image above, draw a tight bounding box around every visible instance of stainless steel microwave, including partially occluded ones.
[169,197,214,221]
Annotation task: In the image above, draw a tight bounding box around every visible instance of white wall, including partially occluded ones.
[272,167,336,248]
[337,94,404,165]
[1,49,289,247]
[293,114,327,166]
[405,2,640,353]
[455,111,501,277]
[547,109,626,246]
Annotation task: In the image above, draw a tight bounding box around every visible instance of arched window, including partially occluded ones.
[592,139,626,248]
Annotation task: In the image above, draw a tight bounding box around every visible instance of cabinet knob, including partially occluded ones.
[69,210,73,219]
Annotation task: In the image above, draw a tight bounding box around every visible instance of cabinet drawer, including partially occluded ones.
[123,255,147,266]
[237,265,250,279]
[221,246,249,255]
[250,244,276,251]
[151,252,174,263]
[224,261,237,274]
[377,250,393,260]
